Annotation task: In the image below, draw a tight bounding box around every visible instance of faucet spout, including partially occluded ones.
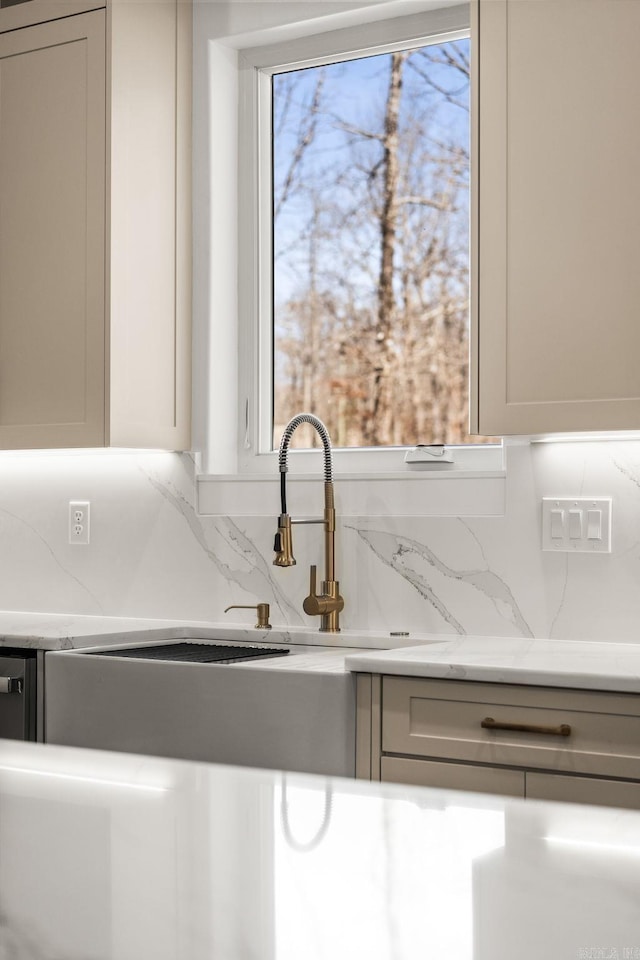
[273,414,344,632]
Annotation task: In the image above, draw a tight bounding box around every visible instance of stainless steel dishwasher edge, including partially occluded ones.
[44,642,357,777]
[0,650,38,741]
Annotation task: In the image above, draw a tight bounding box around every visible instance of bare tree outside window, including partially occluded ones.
[272,38,483,450]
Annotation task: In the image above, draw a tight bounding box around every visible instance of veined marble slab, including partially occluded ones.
[0,611,422,653]
[346,635,640,693]
[0,738,638,960]
[0,611,215,651]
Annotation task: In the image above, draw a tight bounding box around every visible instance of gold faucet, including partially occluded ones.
[273,413,344,632]
[224,603,272,629]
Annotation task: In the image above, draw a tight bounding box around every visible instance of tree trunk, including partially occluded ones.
[367,51,408,445]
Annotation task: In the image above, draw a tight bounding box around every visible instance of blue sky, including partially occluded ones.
[272,38,470,310]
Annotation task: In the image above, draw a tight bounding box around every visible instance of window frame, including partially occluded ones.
[236,4,501,479]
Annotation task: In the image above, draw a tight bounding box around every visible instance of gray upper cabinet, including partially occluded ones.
[0,0,191,450]
[472,0,640,437]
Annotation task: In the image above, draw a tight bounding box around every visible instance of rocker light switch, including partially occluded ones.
[587,509,602,540]
[568,509,582,539]
[550,509,565,538]
[542,498,612,553]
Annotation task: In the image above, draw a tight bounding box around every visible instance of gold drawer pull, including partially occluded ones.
[481,717,571,737]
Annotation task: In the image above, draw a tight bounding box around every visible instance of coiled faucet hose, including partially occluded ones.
[278,413,333,514]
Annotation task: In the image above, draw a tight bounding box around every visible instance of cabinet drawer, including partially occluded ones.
[382,677,640,781]
[526,772,640,811]
[382,756,524,797]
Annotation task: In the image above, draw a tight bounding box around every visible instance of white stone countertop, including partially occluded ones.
[5,613,640,692]
[0,610,422,653]
[1,737,638,960]
[0,611,216,650]
[345,635,640,693]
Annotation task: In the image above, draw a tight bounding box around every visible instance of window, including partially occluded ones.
[273,38,471,451]
[237,6,499,475]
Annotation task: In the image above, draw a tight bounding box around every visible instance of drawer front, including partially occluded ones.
[526,772,640,811]
[382,677,640,781]
[382,756,524,797]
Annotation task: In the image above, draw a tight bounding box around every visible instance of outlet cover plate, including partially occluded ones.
[69,501,90,545]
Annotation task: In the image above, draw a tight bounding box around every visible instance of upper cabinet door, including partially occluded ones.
[106,0,192,451]
[0,11,106,447]
[0,1,191,452]
[473,0,640,436]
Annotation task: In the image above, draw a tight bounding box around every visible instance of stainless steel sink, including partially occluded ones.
[45,638,355,777]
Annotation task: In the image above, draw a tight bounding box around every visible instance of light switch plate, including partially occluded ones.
[542,497,611,553]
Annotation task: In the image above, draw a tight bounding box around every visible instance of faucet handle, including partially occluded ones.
[303,565,344,623]
[303,565,320,616]
[224,603,272,630]
[303,565,330,617]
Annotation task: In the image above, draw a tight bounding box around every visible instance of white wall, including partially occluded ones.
[3,441,640,642]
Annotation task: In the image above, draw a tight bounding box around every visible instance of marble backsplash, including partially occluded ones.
[2,440,640,642]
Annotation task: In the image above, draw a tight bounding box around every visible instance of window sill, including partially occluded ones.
[197,467,506,518]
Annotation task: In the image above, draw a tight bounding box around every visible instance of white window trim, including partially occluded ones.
[230,2,502,481]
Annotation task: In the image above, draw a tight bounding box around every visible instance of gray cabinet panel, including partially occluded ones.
[473,0,640,435]
[0,12,105,446]
[382,756,524,797]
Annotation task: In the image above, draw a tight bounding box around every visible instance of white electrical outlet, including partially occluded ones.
[69,501,90,545]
